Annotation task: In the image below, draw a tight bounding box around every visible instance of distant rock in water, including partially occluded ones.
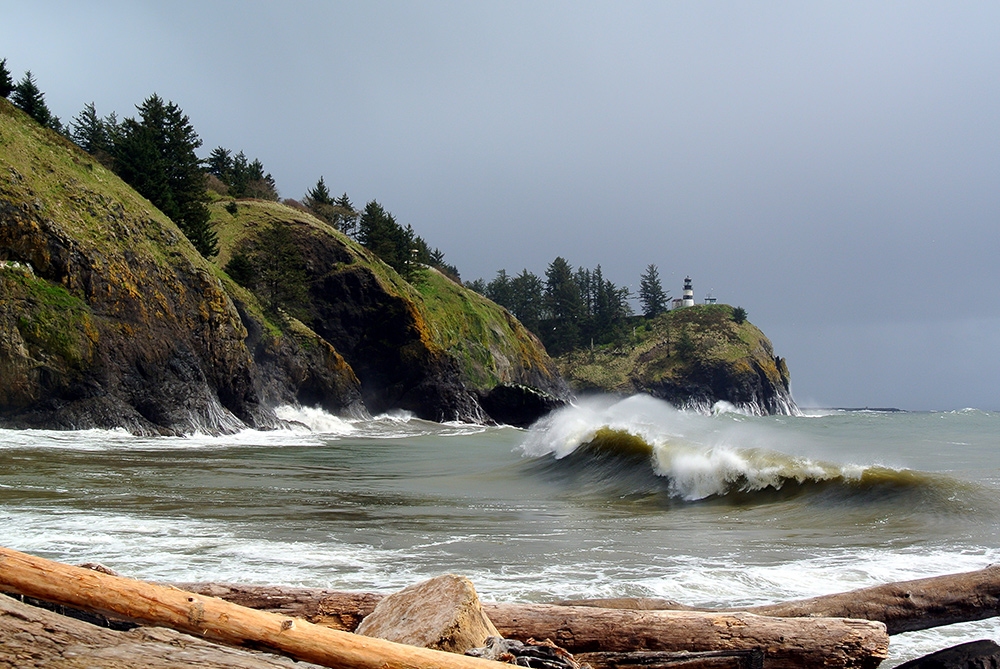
[0,99,565,433]
[557,305,797,416]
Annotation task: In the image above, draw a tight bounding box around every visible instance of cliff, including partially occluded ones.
[209,198,566,424]
[557,304,797,415]
[0,100,564,433]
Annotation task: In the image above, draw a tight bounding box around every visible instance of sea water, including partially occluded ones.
[1,394,998,666]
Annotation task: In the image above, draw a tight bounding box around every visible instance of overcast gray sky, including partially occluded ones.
[3,1,998,411]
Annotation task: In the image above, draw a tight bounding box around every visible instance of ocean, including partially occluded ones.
[1,394,998,666]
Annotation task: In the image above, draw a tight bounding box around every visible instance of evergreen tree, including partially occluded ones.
[357,200,417,278]
[304,180,358,234]
[466,278,487,295]
[485,269,513,310]
[206,146,234,182]
[113,94,217,257]
[509,269,544,334]
[223,252,254,287]
[226,222,309,319]
[11,71,54,128]
[70,102,111,156]
[303,176,337,224]
[639,264,669,318]
[334,193,358,237]
[576,265,632,346]
[0,58,14,99]
[543,257,584,355]
[207,148,278,200]
[732,306,748,324]
[305,176,334,207]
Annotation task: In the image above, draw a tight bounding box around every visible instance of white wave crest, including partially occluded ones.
[274,405,357,435]
[519,394,872,500]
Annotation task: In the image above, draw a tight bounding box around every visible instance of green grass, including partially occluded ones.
[557,304,783,392]
[2,265,96,368]
[412,268,549,388]
[0,99,209,279]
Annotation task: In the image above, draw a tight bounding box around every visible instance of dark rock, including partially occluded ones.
[895,640,1000,669]
[479,383,567,427]
[467,636,588,669]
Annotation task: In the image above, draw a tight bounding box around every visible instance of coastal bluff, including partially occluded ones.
[0,99,565,434]
[557,304,797,415]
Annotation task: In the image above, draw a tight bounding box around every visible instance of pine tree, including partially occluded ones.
[303,176,337,225]
[11,71,54,128]
[639,264,669,318]
[112,94,217,257]
[509,269,544,334]
[334,193,358,237]
[226,222,309,319]
[206,146,234,182]
[304,179,355,231]
[485,269,513,309]
[0,58,13,99]
[304,176,334,207]
[70,102,111,155]
[543,257,584,355]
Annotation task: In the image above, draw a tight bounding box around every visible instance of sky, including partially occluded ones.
[3,1,998,411]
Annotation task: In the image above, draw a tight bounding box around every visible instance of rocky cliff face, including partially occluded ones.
[209,200,567,423]
[0,101,363,433]
[0,100,564,432]
[557,304,797,416]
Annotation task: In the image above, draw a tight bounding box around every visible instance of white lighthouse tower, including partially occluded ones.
[682,276,695,307]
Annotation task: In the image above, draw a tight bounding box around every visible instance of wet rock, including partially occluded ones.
[479,383,566,427]
[895,639,1000,669]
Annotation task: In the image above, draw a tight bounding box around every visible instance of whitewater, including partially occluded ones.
[1,394,998,666]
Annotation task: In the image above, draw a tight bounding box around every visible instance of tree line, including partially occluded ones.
[467,261,671,356]
[3,57,748,356]
[3,58,459,281]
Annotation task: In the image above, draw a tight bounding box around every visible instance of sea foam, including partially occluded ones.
[519,394,913,500]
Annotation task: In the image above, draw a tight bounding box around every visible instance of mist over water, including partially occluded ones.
[1,396,999,666]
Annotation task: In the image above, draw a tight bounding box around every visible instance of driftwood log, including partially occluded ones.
[555,564,1000,635]
[181,564,1000,638]
[480,602,887,667]
[173,590,890,667]
[0,546,510,669]
[0,593,327,669]
[0,546,887,669]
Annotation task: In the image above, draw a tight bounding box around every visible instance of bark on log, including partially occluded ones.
[482,602,887,669]
[556,564,1000,636]
[0,593,327,669]
[574,650,764,669]
[0,546,510,669]
[174,582,381,632]
[179,585,888,668]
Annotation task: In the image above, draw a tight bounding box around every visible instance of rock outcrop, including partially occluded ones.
[0,100,565,432]
[208,199,567,424]
[557,304,796,416]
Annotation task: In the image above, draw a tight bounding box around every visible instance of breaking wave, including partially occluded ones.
[518,395,960,503]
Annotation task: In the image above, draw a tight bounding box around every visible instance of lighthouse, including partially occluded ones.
[682,276,695,307]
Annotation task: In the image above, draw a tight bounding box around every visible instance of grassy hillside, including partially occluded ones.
[412,266,553,389]
[558,304,793,413]
[0,99,363,432]
[206,198,563,417]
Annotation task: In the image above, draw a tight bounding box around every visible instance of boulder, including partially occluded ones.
[895,640,1000,669]
[355,574,499,654]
